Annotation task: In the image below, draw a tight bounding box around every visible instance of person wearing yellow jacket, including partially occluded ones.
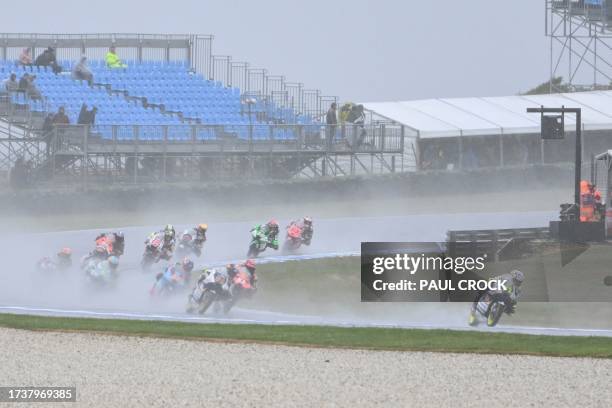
[105,46,126,68]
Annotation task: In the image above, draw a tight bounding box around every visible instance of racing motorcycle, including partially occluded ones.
[247,233,278,258]
[282,222,304,252]
[469,292,508,327]
[175,232,203,259]
[79,245,111,270]
[37,257,68,273]
[185,280,226,315]
[223,270,256,313]
[149,268,189,297]
[83,258,118,288]
[141,235,172,271]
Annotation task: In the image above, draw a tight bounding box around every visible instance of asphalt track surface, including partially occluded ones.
[1,211,611,337]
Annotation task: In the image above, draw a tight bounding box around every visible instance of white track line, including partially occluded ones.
[3,250,612,338]
[2,305,612,337]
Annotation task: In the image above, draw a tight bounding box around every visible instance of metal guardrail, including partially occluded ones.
[446,227,551,262]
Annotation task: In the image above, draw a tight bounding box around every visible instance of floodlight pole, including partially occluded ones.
[527,106,582,207]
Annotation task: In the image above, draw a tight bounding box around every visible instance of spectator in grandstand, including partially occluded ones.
[77,103,97,125]
[72,56,94,85]
[25,75,42,100]
[52,106,70,125]
[42,113,54,157]
[346,104,367,148]
[18,48,32,66]
[2,73,19,93]
[105,46,126,68]
[35,47,61,74]
[18,73,29,91]
[78,103,88,124]
[326,102,337,148]
[89,106,98,126]
[339,103,353,123]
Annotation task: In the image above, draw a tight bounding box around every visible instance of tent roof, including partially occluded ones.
[363,91,612,139]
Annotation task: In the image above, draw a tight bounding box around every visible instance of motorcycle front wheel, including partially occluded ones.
[198,291,216,315]
[486,302,504,327]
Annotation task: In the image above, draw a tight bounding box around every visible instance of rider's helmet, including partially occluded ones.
[244,258,256,272]
[164,224,175,240]
[266,219,279,234]
[182,258,194,273]
[108,256,120,270]
[303,216,312,226]
[213,271,227,285]
[58,247,72,258]
[510,270,525,286]
[197,223,208,233]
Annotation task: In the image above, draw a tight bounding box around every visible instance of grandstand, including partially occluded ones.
[0,33,405,184]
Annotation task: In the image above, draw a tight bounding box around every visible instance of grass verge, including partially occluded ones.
[1,313,611,358]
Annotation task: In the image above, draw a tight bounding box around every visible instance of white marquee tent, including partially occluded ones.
[363,91,612,139]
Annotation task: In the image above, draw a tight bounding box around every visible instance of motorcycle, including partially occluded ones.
[469,292,508,327]
[223,270,255,313]
[175,233,203,259]
[150,269,189,297]
[185,281,226,315]
[247,233,278,258]
[282,223,303,252]
[79,245,111,270]
[83,258,117,288]
[37,257,72,273]
[141,235,171,271]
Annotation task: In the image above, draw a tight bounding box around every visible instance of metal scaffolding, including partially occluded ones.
[547,0,612,92]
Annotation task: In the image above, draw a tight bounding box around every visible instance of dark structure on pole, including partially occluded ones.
[527,106,581,207]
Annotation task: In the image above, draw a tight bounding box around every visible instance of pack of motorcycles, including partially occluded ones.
[35,220,314,316]
[35,218,509,326]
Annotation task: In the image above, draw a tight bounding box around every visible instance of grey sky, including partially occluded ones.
[3,0,549,102]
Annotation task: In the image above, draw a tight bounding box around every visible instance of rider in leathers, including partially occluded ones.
[290,216,313,245]
[251,220,279,250]
[146,224,176,260]
[469,270,524,325]
[196,268,231,299]
[179,224,208,257]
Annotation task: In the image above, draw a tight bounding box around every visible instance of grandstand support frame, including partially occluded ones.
[2,121,406,185]
[546,0,612,92]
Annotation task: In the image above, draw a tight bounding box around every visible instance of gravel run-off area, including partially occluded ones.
[1,328,611,408]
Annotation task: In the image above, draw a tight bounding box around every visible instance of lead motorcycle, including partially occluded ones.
[468,291,509,327]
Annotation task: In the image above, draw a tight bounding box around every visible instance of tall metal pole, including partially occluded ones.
[575,108,581,206]
[527,106,582,207]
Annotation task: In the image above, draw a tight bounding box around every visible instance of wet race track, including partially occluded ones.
[1,211,611,337]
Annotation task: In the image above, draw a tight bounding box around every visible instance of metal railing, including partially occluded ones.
[32,122,405,184]
[49,122,404,155]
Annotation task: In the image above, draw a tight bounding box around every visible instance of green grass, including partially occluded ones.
[1,313,611,358]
